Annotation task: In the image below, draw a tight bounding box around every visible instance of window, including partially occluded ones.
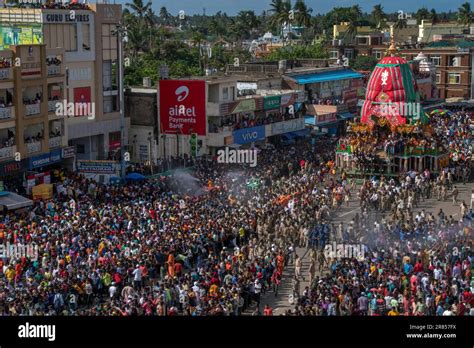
[448,56,461,67]
[44,24,78,52]
[329,50,338,59]
[436,73,441,84]
[82,24,91,51]
[344,49,353,59]
[429,56,441,66]
[222,87,229,100]
[357,37,368,45]
[76,144,85,154]
[373,51,382,59]
[448,73,461,84]
[103,96,118,113]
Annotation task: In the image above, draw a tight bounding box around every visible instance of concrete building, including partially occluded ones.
[0,3,126,179]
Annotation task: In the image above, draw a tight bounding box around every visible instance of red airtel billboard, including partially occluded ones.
[159,80,206,136]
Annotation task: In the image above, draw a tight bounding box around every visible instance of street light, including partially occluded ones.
[112,23,127,179]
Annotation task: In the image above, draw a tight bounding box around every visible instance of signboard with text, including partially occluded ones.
[233,126,265,145]
[77,160,117,174]
[271,118,305,136]
[263,96,281,110]
[159,80,206,136]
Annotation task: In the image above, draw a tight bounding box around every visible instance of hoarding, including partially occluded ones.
[233,126,265,145]
[159,80,206,136]
[0,25,43,50]
[77,160,117,174]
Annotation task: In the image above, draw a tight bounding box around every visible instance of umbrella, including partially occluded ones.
[125,173,146,181]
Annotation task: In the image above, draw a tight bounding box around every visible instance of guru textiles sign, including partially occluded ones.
[233,126,265,145]
[159,80,206,136]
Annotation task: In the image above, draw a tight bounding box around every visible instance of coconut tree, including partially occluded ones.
[371,4,386,28]
[293,0,312,28]
[126,0,152,20]
[457,2,473,27]
[415,7,430,25]
[159,6,171,26]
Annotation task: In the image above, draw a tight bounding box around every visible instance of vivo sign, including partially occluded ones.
[233,126,265,145]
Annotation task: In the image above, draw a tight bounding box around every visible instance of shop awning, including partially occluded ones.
[305,116,316,126]
[290,69,364,85]
[0,192,33,210]
[290,128,311,138]
[338,112,355,120]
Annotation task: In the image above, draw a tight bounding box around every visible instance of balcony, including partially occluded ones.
[26,141,42,154]
[25,103,41,116]
[49,136,62,149]
[48,100,58,113]
[0,145,15,161]
[0,68,11,80]
[47,65,61,77]
[0,106,14,120]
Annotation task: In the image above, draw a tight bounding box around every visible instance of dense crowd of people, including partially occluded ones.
[0,137,347,316]
[0,105,472,317]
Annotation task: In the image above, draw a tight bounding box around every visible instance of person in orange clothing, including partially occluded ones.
[167,253,175,278]
[276,252,284,274]
[263,304,273,316]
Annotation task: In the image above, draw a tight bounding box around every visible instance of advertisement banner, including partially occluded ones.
[159,80,206,136]
[0,25,43,50]
[232,99,256,114]
[263,96,281,110]
[271,118,305,136]
[29,150,62,170]
[317,113,337,124]
[77,160,117,174]
[233,126,266,145]
[62,146,75,159]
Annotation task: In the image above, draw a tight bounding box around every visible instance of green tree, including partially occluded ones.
[457,2,473,27]
[293,0,312,28]
[371,4,386,28]
[126,0,152,20]
[415,7,430,24]
[352,55,378,71]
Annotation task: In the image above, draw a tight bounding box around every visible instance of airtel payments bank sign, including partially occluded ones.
[159,80,206,136]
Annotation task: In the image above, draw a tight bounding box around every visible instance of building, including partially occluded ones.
[124,86,158,164]
[0,3,126,182]
[157,74,308,158]
[399,40,474,99]
[283,67,364,135]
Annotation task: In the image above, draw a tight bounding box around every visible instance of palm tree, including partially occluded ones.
[415,7,430,25]
[126,0,152,20]
[457,2,473,27]
[371,4,386,28]
[430,9,439,24]
[159,6,171,26]
[394,17,408,29]
[268,0,291,38]
[294,0,312,28]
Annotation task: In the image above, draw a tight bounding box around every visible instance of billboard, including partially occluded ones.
[159,80,206,136]
[77,160,117,174]
[0,25,43,50]
[233,126,266,145]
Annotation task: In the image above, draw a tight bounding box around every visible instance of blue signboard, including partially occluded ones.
[29,149,62,170]
[233,126,266,145]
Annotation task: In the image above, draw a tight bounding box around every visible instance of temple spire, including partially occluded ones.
[387,25,398,56]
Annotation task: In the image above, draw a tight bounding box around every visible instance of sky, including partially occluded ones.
[116,0,468,16]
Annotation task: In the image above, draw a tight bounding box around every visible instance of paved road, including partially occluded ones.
[253,181,474,315]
